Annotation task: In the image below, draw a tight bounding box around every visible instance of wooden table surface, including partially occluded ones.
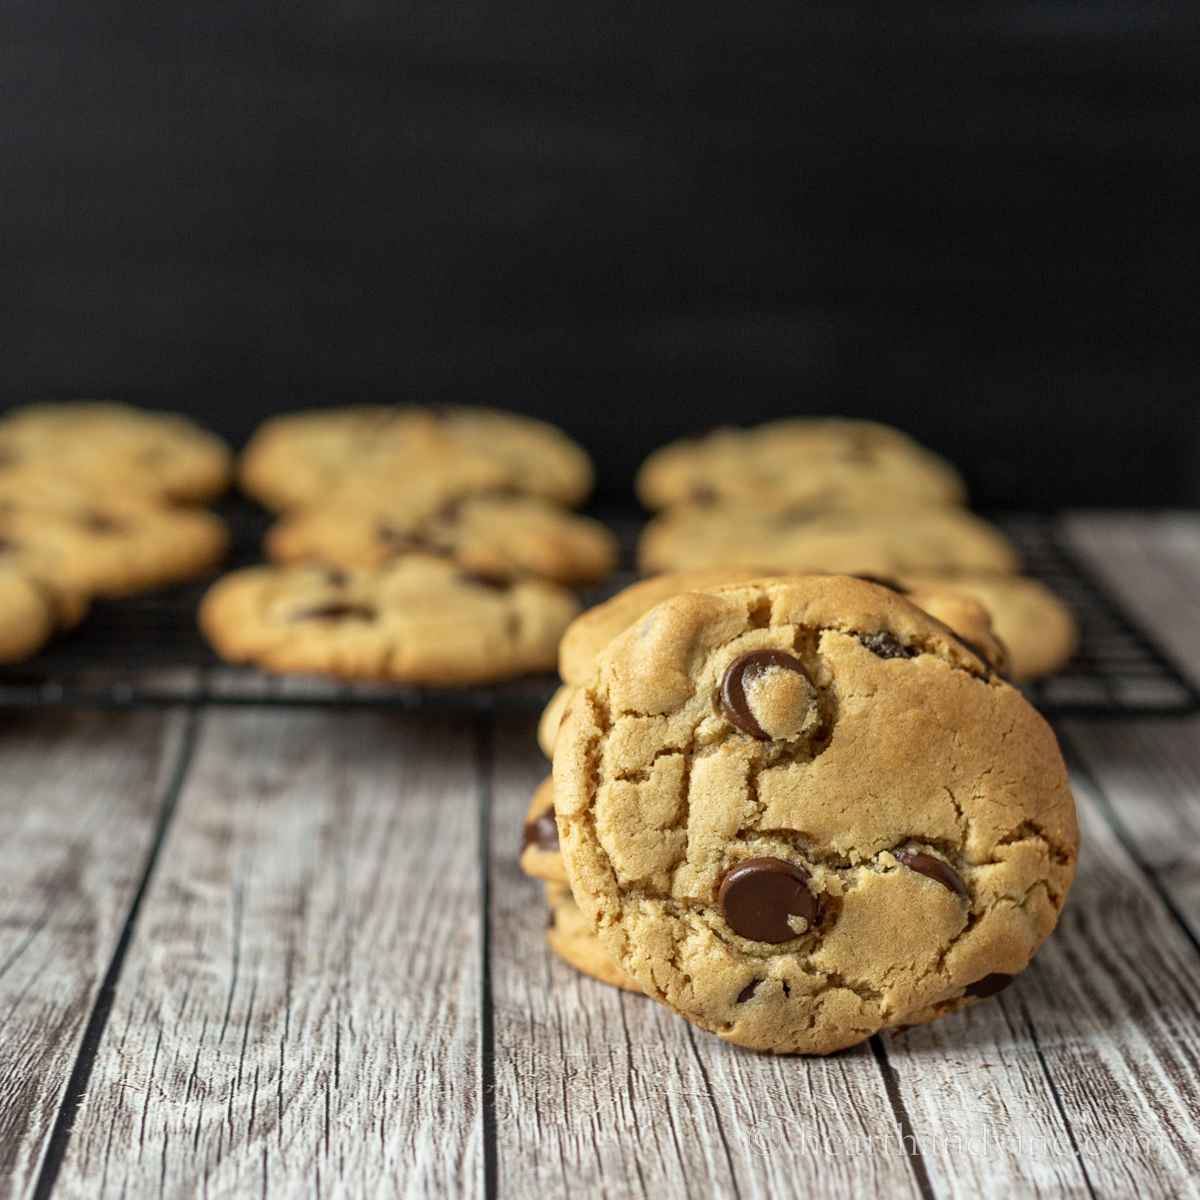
[4,512,1200,1200]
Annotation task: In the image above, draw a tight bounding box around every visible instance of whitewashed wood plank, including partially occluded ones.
[53,709,483,1200]
[0,708,191,1200]
[489,720,924,1200]
[1062,511,1200,682]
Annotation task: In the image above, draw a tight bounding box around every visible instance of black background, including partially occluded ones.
[1,0,1197,506]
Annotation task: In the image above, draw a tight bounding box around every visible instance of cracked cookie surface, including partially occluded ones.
[200,555,579,685]
[553,574,1077,1054]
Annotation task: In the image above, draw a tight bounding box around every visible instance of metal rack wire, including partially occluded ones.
[0,506,1193,716]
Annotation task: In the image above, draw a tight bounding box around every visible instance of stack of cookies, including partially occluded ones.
[201,406,617,685]
[635,419,1078,683]
[524,573,1080,1054]
[0,402,232,662]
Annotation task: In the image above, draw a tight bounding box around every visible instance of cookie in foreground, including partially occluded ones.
[199,556,580,685]
[553,574,1078,1054]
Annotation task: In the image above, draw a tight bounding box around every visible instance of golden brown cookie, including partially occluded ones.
[265,492,617,585]
[902,572,1077,682]
[0,568,59,662]
[638,505,1019,577]
[199,556,580,685]
[636,419,966,513]
[239,406,593,512]
[553,575,1078,1055]
[0,402,232,503]
[0,498,229,598]
[544,880,642,994]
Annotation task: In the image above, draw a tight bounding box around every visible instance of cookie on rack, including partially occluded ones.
[638,504,1019,578]
[0,497,229,598]
[0,568,62,663]
[0,402,232,503]
[553,574,1078,1054]
[636,418,965,514]
[239,406,594,513]
[265,492,617,586]
[199,555,580,685]
[902,572,1077,682]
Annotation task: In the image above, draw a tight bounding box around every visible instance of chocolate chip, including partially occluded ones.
[736,979,760,1004]
[852,574,909,595]
[720,649,813,740]
[691,484,717,505]
[893,849,968,901]
[719,857,817,943]
[292,602,376,621]
[325,570,348,586]
[83,512,125,534]
[859,632,916,660]
[965,973,1015,999]
[522,811,559,851]
[0,536,15,553]
[376,524,431,551]
[460,572,511,592]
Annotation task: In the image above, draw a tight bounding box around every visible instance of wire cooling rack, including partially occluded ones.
[0,506,1194,716]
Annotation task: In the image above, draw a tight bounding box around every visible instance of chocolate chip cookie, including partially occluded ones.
[239,406,594,512]
[544,880,642,993]
[265,492,617,585]
[199,555,580,685]
[553,574,1078,1054]
[0,402,232,503]
[638,505,1020,577]
[636,419,966,514]
[0,497,229,597]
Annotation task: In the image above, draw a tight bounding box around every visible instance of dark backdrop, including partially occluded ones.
[1,0,1197,506]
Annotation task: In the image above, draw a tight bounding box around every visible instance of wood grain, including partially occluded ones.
[52,709,483,1199]
[488,720,924,1200]
[0,709,190,1200]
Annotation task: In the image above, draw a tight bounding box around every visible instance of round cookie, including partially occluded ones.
[0,402,232,503]
[553,575,1078,1055]
[637,505,1020,577]
[0,499,229,597]
[636,419,966,514]
[902,572,1077,682]
[266,492,617,585]
[544,880,642,994]
[239,406,594,512]
[199,556,580,685]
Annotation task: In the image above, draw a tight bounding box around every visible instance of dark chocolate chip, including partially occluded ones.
[83,512,125,534]
[376,524,432,551]
[691,484,717,505]
[965,973,1015,999]
[292,602,376,622]
[546,910,557,930]
[852,574,909,595]
[859,632,916,660]
[325,570,348,586]
[736,979,760,1004]
[460,572,511,592]
[719,857,817,943]
[522,811,560,851]
[893,849,969,901]
[0,536,16,553]
[720,649,813,740]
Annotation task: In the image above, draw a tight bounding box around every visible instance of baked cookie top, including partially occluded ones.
[239,406,594,512]
[199,556,580,686]
[638,504,1019,577]
[0,402,232,503]
[0,498,229,598]
[265,492,617,586]
[553,575,1077,1055]
[636,419,965,513]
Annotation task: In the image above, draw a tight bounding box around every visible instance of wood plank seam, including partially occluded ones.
[28,707,202,1200]
[476,715,499,1200]
[867,1037,936,1200]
